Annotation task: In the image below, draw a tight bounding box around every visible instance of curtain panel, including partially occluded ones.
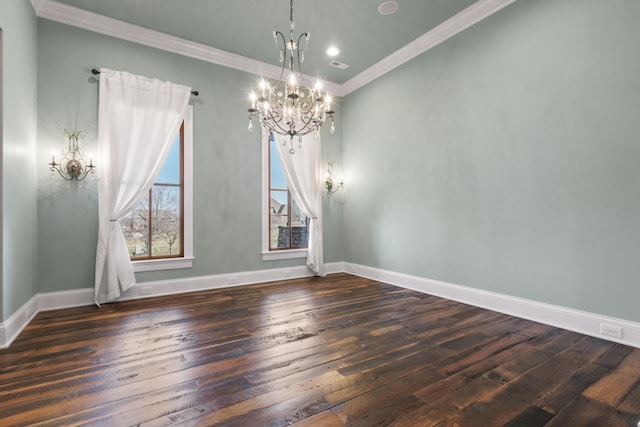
[273,133,325,276]
[94,69,191,304]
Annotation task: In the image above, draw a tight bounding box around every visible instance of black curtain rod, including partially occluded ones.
[91,69,199,96]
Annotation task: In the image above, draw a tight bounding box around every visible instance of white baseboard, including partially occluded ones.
[0,262,345,348]
[0,295,39,349]
[3,260,639,349]
[344,262,640,349]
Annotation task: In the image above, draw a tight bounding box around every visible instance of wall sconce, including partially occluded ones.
[49,129,95,181]
[325,160,344,196]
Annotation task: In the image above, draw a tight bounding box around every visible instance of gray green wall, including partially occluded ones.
[342,0,640,322]
[1,0,38,321]
[36,20,343,293]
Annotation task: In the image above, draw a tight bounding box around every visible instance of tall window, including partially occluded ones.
[122,122,184,259]
[268,133,309,251]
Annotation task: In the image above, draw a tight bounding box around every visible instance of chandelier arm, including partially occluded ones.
[262,108,293,136]
[261,102,285,127]
[293,111,321,136]
[273,31,288,89]
[295,32,310,88]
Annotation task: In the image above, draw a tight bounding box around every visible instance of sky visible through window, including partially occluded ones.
[156,132,181,184]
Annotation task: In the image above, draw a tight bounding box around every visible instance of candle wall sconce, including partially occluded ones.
[325,160,344,196]
[49,129,95,181]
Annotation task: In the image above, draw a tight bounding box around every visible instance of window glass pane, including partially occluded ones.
[270,190,289,249]
[269,137,287,190]
[151,185,181,256]
[291,198,309,248]
[156,132,181,184]
[122,194,150,257]
[266,132,308,252]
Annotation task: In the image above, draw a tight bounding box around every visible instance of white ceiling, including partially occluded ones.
[31,0,516,96]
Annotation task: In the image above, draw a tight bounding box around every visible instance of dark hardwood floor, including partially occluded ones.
[1,273,639,426]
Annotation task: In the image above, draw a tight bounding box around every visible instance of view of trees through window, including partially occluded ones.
[122,124,184,259]
[269,134,309,250]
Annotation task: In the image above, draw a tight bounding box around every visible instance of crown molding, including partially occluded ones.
[31,0,516,98]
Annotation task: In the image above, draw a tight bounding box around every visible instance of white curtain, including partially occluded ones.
[94,69,191,304]
[273,133,325,276]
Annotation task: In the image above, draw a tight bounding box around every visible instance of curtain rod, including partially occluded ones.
[91,69,199,96]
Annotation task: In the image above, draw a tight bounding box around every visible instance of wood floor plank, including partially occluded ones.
[583,347,640,406]
[445,335,617,426]
[0,273,638,426]
[545,396,638,427]
[290,410,344,427]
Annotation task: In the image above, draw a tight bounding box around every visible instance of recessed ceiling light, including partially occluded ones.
[378,1,398,15]
[326,46,340,57]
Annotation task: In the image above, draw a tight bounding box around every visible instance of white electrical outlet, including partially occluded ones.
[600,323,623,339]
[139,286,152,296]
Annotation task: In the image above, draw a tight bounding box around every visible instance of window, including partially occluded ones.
[262,133,308,260]
[122,107,194,271]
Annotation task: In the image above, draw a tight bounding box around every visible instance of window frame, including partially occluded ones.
[132,106,194,272]
[261,131,307,261]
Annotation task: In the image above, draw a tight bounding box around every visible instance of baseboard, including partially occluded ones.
[0,262,345,348]
[344,262,640,349]
[4,261,638,349]
[0,295,39,349]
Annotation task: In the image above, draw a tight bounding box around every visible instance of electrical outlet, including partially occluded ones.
[139,286,152,296]
[228,276,238,285]
[600,323,623,339]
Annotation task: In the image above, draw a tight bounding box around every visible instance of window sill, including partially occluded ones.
[132,257,194,272]
[261,249,307,261]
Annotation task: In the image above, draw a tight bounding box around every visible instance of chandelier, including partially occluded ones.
[48,129,95,181]
[247,0,335,154]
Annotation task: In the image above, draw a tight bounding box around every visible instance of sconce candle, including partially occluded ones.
[48,129,96,181]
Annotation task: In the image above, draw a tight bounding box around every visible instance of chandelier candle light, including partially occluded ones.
[247,0,335,154]
[49,129,95,181]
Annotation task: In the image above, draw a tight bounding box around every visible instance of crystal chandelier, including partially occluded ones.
[247,0,335,154]
[48,129,95,181]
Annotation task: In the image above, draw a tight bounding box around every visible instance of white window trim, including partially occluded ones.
[132,105,194,272]
[261,130,309,261]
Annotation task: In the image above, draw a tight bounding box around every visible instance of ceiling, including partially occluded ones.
[32,0,515,96]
